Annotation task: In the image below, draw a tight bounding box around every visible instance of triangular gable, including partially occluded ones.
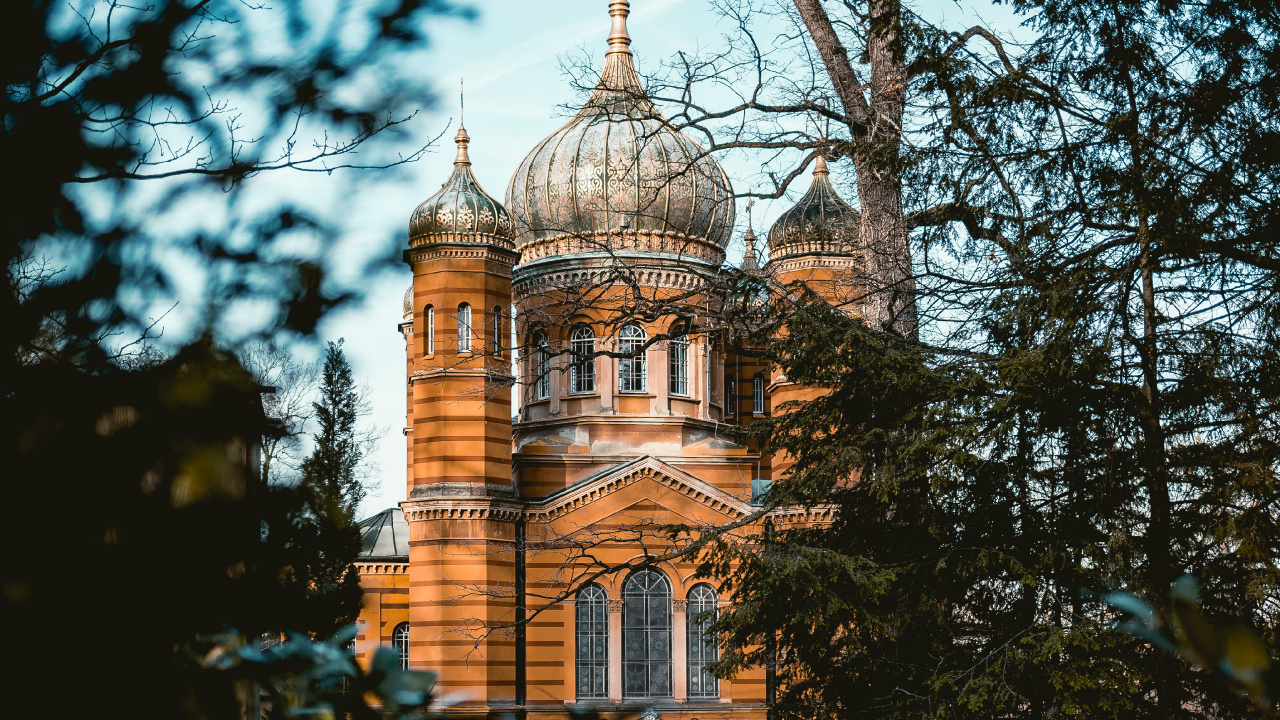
[525,455,754,524]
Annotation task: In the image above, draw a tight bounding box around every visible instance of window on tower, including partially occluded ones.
[570,326,595,394]
[753,373,765,414]
[425,305,434,355]
[493,305,503,357]
[724,375,736,421]
[457,303,472,353]
[619,324,647,393]
[622,569,672,698]
[533,330,551,401]
[575,584,609,700]
[669,330,689,397]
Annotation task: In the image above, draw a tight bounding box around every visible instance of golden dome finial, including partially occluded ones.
[814,154,829,176]
[607,1,632,57]
[454,79,470,166]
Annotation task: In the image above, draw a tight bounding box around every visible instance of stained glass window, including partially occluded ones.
[687,584,719,698]
[622,569,672,698]
[576,584,609,699]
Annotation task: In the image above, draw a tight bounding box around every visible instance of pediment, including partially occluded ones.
[526,455,754,525]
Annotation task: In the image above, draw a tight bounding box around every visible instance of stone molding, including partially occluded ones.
[672,599,688,612]
[513,263,717,299]
[408,231,516,251]
[354,562,409,575]
[608,599,624,613]
[767,504,838,526]
[403,243,519,268]
[766,254,860,276]
[517,229,726,266]
[402,499,524,523]
[525,455,754,523]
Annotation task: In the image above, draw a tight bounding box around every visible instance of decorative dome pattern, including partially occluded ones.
[402,284,413,319]
[505,1,734,251]
[767,157,860,260]
[409,126,515,248]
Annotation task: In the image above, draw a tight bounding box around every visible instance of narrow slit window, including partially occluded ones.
[493,306,503,357]
[724,375,736,420]
[534,330,550,400]
[753,373,765,414]
[425,305,435,355]
[457,303,472,353]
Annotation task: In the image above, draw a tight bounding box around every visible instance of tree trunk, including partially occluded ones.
[791,0,917,338]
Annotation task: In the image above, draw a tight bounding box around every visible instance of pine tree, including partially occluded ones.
[301,339,366,525]
[292,339,366,637]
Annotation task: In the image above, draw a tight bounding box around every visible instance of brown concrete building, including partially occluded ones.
[354,3,860,719]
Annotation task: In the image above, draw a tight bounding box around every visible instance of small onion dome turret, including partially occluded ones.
[505,0,734,257]
[767,156,860,260]
[402,284,413,319]
[408,125,515,248]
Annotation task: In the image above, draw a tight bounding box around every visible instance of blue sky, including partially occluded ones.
[307,0,1024,516]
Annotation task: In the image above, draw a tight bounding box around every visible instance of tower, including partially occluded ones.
[764,155,862,480]
[400,123,522,707]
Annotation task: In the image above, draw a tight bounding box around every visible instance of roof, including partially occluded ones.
[357,507,409,561]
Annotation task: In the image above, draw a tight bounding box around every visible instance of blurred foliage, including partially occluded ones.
[1,0,467,718]
[203,625,437,720]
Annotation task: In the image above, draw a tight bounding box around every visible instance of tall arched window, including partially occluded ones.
[619,324,647,393]
[533,330,550,401]
[622,569,672,698]
[570,326,595,394]
[724,375,736,420]
[392,622,411,671]
[492,306,503,356]
[576,584,609,699]
[669,332,689,397]
[457,303,472,353]
[752,373,765,414]
[687,584,720,698]
[425,305,435,355]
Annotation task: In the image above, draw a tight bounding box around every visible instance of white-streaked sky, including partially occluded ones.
[303,0,1023,517]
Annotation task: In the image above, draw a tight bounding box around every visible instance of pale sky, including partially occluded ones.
[300,0,1022,517]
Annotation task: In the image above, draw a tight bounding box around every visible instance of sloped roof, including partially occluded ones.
[357,507,409,560]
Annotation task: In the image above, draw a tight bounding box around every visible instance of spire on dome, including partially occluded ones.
[742,198,760,272]
[607,1,632,57]
[454,79,470,165]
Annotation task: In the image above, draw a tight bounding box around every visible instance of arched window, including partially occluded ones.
[457,303,472,353]
[533,330,551,401]
[724,375,736,420]
[425,305,435,355]
[752,373,765,414]
[619,324,647,393]
[669,332,689,397]
[570,326,595,394]
[622,569,672,698]
[576,584,609,699]
[392,622,411,671]
[687,584,720,698]
[492,306,503,357]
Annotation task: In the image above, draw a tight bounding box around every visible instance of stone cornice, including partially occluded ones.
[355,562,409,575]
[766,253,860,276]
[401,498,524,523]
[404,242,519,269]
[517,229,725,267]
[766,504,838,526]
[512,260,718,300]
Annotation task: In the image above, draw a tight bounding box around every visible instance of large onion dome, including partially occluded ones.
[408,126,515,248]
[505,0,734,258]
[767,156,860,260]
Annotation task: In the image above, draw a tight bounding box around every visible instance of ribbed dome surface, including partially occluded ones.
[409,127,515,248]
[402,284,413,318]
[505,3,734,251]
[767,157,860,260]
